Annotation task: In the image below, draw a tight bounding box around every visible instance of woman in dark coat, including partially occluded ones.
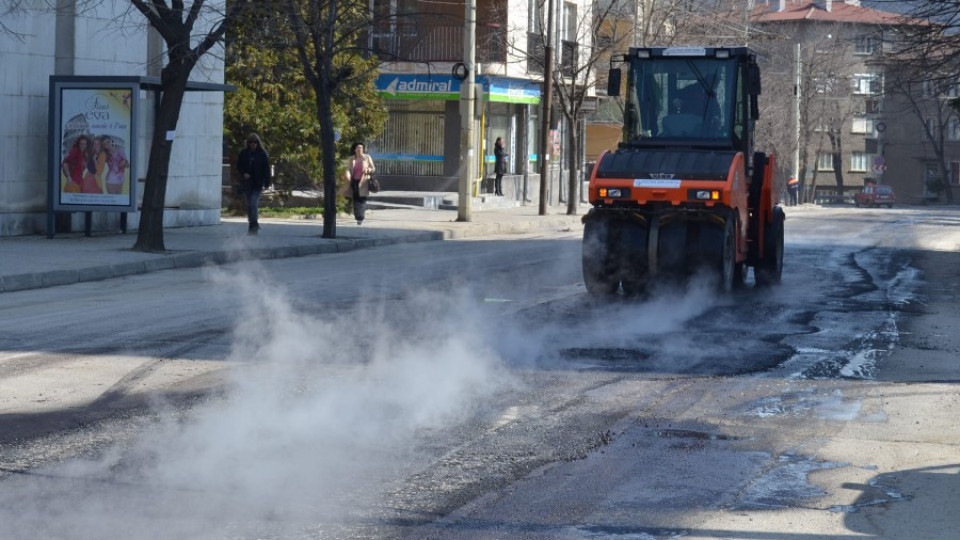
[494,137,506,196]
[236,133,271,234]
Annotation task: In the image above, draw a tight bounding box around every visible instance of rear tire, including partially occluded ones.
[582,217,620,296]
[619,218,649,296]
[755,206,784,286]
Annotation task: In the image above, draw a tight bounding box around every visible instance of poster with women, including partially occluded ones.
[50,79,138,212]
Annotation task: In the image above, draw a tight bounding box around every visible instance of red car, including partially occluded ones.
[854,184,896,208]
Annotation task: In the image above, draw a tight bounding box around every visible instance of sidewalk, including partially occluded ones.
[0,205,586,293]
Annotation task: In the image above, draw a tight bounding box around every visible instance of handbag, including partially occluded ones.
[368,176,381,193]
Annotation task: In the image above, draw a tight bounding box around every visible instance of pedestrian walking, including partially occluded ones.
[343,142,376,225]
[494,137,507,196]
[237,133,271,235]
[787,177,799,206]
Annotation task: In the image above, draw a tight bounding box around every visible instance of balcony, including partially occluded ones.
[369,22,506,64]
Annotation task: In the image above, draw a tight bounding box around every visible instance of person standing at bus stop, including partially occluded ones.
[787,176,799,206]
[494,137,507,196]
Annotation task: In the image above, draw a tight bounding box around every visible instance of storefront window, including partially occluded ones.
[371,99,446,176]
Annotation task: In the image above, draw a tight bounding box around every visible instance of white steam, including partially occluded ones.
[1,265,511,539]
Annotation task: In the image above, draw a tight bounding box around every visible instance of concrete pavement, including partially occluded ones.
[0,205,586,293]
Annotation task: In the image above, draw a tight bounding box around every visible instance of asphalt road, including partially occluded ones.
[0,206,957,539]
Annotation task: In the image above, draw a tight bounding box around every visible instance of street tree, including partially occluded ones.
[519,0,704,215]
[282,0,384,239]
[749,20,866,204]
[802,30,861,201]
[129,0,251,252]
[878,0,958,202]
[223,5,384,214]
[885,65,957,203]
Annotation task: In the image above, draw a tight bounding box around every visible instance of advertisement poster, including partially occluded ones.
[56,86,135,209]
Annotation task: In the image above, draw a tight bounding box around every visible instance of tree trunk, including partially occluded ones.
[133,62,191,253]
[566,114,579,215]
[316,81,338,239]
[830,131,844,202]
[939,161,955,204]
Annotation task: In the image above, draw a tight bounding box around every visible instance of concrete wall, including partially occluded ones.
[0,2,226,236]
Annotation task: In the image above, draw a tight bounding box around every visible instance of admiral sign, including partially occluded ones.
[378,75,460,100]
[377,75,541,104]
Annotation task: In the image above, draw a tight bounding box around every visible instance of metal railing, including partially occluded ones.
[369,23,506,63]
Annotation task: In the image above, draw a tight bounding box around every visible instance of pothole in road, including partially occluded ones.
[560,348,650,361]
[735,454,848,510]
[653,428,743,441]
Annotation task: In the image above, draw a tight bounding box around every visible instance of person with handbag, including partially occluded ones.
[237,133,271,235]
[343,142,376,225]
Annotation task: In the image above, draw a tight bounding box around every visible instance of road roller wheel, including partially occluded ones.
[582,218,620,296]
[618,218,649,296]
[755,206,784,286]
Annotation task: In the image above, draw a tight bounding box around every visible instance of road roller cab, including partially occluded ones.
[583,46,784,295]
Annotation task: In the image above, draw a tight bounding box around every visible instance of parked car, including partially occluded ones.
[854,184,896,208]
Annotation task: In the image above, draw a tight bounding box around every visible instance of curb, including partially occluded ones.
[0,216,582,294]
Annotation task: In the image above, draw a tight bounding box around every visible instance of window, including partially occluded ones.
[949,116,960,141]
[855,35,877,55]
[951,161,960,185]
[851,74,881,95]
[814,76,837,94]
[372,99,446,176]
[851,152,870,172]
[528,0,543,35]
[851,117,874,134]
[563,1,577,42]
[817,153,834,171]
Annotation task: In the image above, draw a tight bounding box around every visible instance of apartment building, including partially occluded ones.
[751,0,933,202]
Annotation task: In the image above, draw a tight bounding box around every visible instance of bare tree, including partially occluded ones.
[0,0,29,39]
[129,0,250,252]
[884,0,960,83]
[885,64,957,203]
[879,0,959,202]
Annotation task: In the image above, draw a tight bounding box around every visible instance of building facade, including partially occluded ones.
[752,0,941,202]
[0,3,227,237]
[368,0,590,203]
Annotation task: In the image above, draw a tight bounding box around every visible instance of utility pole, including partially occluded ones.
[458,0,477,222]
[538,0,555,216]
